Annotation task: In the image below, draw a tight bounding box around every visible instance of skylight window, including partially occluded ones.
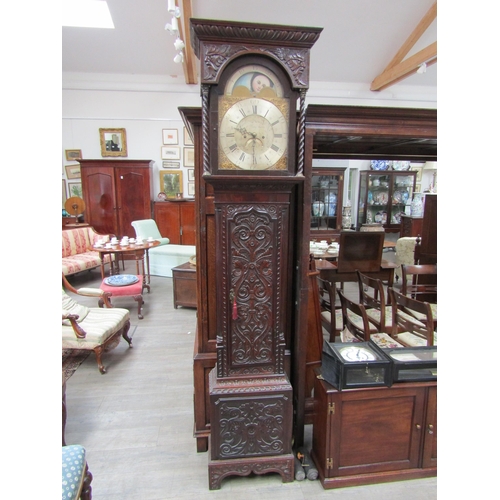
[62,0,115,29]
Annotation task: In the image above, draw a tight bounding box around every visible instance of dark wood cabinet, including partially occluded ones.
[79,159,153,238]
[400,215,423,237]
[179,107,217,453]
[153,201,195,245]
[172,262,197,309]
[311,374,437,489]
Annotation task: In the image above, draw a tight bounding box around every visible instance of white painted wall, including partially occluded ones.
[62,72,436,204]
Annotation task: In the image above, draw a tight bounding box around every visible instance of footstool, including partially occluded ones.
[62,444,92,500]
[99,274,146,319]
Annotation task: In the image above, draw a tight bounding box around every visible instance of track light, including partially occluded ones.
[174,37,185,51]
[417,62,427,74]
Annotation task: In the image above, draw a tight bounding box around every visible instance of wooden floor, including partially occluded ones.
[64,253,436,499]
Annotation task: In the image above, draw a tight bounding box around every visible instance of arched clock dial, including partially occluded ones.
[219,97,289,170]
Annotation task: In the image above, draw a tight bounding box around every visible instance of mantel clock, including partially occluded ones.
[190,18,322,490]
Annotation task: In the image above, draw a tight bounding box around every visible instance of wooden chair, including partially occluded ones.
[62,274,133,374]
[357,270,393,334]
[389,288,436,347]
[401,263,437,329]
[317,277,343,342]
[337,289,374,342]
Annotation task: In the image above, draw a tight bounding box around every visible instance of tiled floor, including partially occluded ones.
[64,253,436,499]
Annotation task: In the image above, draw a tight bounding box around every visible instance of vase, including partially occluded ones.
[410,193,424,217]
[312,201,325,217]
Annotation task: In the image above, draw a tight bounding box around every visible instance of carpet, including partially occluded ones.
[62,349,90,382]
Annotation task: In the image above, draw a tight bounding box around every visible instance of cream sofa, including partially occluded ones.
[62,226,114,276]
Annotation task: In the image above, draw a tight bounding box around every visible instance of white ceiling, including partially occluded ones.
[62,0,437,89]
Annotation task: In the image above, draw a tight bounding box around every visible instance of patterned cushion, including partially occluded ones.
[100,276,143,296]
[62,445,86,500]
[347,310,378,334]
[366,306,393,328]
[320,309,344,331]
[396,330,438,347]
[409,303,437,323]
[370,333,404,349]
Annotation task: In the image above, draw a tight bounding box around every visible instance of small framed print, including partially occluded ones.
[159,170,183,198]
[162,161,180,169]
[68,182,83,199]
[184,127,193,146]
[62,179,67,207]
[187,168,194,181]
[183,147,194,167]
[65,149,82,161]
[162,129,178,145]
[187,182,195,197]
[65,164,81,179]
[412,166,423,183]
[161,146,181,160]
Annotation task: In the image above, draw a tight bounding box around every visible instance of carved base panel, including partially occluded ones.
[208,453,295,490]
[209,368,293,461]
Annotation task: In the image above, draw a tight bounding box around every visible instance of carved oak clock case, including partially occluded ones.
[191,18,321,490]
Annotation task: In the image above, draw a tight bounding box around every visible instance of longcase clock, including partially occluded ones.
[191,19,321,490]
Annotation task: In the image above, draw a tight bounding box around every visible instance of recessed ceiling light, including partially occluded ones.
[62,0,114,29]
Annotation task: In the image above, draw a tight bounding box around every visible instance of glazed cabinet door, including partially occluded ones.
[311,168,345,241]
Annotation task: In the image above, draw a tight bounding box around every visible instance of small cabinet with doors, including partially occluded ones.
[311,168,345,241]
[153,200,196,245]
[311,372,436,489]
[357,170,416,232]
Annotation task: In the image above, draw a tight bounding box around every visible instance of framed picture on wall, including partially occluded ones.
[162,161,180,169]
[187,168,194,181]
[183,147,194,167]
[159,170,183,198]
[65,164,81,179]
[187,182,195,197]
[62,179,67,207]
[68,182,83,198]
[99,128,127,157]
[65,149,82,161]
[161,146,180,160]
[183,127,193,146]
[412,166,423,183]
[162,129,178,145]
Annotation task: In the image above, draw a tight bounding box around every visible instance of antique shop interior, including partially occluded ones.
[14,1,486,498]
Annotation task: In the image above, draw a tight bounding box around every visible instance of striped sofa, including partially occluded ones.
[62,226,114,276]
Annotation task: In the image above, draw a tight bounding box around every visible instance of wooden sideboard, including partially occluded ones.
[311,373,436,489]
[153,201,196,245]
[400,215,423,237]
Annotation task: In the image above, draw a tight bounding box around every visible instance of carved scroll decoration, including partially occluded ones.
[216,398,287,458]
[217,204,287,377]
[202,43,310,88]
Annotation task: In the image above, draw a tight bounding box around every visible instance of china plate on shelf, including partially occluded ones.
[104,275,139,287]
[374,211,387,224]
[392,161,411,171]
[371,160,389,171]
[392,191,402,203]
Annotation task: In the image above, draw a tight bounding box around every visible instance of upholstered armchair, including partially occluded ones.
[131,219,170,246]
[62,274,132,374]
[394,236,417,281]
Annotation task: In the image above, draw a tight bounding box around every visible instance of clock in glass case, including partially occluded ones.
[384,346,437,382]
[321,340,392,390]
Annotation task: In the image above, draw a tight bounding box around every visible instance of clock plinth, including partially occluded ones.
[208,368,294,489]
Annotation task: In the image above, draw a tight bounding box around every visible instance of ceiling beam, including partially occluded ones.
[371,1,437,91]
[179,0,198,85]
